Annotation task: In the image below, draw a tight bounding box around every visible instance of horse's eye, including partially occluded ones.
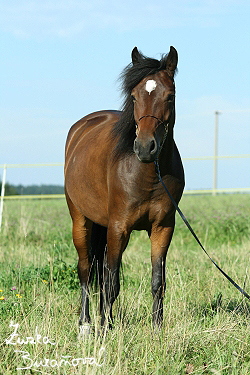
[167,94,175,103]
[131,95,136,102]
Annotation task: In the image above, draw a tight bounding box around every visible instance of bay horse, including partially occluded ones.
[64,46,185,333]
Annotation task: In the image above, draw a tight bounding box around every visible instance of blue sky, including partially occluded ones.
[0,0,249,190]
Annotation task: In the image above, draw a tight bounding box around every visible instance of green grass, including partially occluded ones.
[0,195,250,374]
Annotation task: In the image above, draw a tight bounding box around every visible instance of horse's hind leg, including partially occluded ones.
[65,193,92,334]
[150,223,175,330]
[91,223,107,314]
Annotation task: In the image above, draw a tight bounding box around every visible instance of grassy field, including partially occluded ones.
[0,195,249,374]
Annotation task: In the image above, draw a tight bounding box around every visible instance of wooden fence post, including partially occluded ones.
[0,164,7,229]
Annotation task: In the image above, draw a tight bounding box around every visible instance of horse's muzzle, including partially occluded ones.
[133,137,158,163]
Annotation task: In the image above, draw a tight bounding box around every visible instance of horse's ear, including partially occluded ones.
[166,46,178,78]
[131,47,141,65]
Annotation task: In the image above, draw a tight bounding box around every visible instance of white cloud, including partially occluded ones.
[1,0,247,39]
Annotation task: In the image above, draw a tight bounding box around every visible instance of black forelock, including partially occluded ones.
[120,52,169,96]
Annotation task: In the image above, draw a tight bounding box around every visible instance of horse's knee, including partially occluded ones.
[151,258,165,298]
[152,275,164,299]
[104,267,120,303]
[77,258,90,284]
[71,217,92,284]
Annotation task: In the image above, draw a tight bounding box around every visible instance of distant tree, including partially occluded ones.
[13,184,64,195]
[0,182,64,196]
[0,181,19,196]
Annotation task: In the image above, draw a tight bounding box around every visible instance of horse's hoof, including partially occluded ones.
[78,323,92,340]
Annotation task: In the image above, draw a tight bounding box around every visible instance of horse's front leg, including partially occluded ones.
[101,223,130,329]
[150,222,175,330]
[66,194,93,336]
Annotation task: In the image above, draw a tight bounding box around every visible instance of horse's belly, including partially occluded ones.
[65,160,109,226]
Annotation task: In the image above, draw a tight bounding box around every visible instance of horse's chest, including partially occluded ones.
[126,184,176,229]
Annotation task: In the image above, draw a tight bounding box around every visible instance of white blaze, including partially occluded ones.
[145,80,157,95]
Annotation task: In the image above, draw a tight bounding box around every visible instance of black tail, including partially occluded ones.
[90,223,107,312]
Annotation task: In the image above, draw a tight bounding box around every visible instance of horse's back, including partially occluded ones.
[65,110,121,160]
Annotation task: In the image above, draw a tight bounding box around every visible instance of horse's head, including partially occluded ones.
[132,46,178,163]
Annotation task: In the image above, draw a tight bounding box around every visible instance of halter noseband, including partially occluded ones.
[137,114,164,124]
[135,115,169,133]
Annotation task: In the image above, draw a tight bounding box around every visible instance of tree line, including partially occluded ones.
[0,181,64,196]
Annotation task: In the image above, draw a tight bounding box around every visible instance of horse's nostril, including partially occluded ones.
[150,140,157,154]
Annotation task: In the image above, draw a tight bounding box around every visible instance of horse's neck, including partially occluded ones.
[158,130,184,183]
[159,130,176,175]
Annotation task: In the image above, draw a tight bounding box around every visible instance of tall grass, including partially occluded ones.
[0,195,249,374]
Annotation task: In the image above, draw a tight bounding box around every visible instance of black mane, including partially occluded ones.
[112,51,171,159]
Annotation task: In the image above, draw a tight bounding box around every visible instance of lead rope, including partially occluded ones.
[154,159,250,300]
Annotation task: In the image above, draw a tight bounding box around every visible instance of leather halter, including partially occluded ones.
[137,114,164,125]
[135,114,169,154]
[135,114,168,134]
